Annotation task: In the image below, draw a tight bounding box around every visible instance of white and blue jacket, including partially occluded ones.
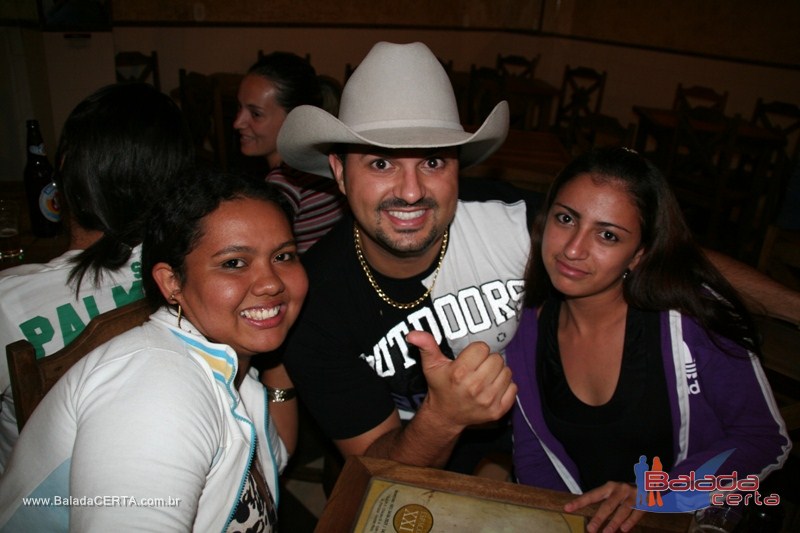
[0,308,287,532]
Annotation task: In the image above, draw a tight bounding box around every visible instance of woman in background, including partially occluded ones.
[507,148,790,532]
[0,170,307,531]
[234,51,346,253]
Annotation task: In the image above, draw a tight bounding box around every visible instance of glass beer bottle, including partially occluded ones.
[24,119,61,237]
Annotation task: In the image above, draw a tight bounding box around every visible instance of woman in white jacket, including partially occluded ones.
[0,170,308,532]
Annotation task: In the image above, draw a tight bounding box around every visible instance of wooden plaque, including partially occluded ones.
[315,456,691,533]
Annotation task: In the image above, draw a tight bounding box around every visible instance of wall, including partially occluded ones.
[109,0,800,67]
[43,32,115,136]
[0,27,51,184]
[2,0,798,181]
[110,25,800,127]
[568,1,799,66]
[112,0,543,30]
[0,28,115,184]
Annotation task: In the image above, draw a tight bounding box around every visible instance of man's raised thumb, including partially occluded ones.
[406,330,450,369]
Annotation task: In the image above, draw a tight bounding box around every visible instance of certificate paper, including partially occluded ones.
[352,478,585,533]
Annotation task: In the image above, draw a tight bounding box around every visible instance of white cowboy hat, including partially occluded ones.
[277,41,509,178]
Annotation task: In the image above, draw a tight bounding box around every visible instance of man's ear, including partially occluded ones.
[329,153,346,196]
[152,263,181,303]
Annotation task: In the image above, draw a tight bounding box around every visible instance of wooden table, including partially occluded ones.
[755,314,800,435]
[0,181,69,271]
[461,129,572,193]
[317,456,691,532]
[632,106,785,167]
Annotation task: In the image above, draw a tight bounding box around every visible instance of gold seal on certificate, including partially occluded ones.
[392,504,433,532]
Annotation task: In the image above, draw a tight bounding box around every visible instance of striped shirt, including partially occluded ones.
[266,164,348,254]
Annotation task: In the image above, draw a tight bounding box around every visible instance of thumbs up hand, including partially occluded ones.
[406,330,517,432]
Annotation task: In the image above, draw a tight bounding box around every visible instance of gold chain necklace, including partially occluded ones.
[353,225,449,310]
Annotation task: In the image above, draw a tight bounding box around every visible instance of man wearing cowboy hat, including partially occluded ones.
[277,41,527,472]
[275,41,800,475]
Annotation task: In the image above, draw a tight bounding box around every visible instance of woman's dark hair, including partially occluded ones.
[141,168,293,309]
[247,51,322,112]
[57,82,195,292]
[524,147,759,355]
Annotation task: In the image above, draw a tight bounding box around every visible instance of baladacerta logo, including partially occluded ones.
[633,450,780,513]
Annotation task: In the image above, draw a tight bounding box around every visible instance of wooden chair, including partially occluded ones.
[553,65,607,127]
[496,53,540,79]
[666,111,740,246]
[666,110,782,257]
[494,54,546,130]
[6,299,152,431]
[209,72,245,172]
[177,69,245,171]
[727,131,787,262]
[673,83,728,119]
[751,98,800,162]
[178,68,217,167]
[552,65,607,149]
[466,65,505,126]
[115,50,160,91]
[552,65,629,153]
[749,101,800,234]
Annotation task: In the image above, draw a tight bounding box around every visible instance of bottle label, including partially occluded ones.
[38,182,61,223]
[29,143,47,157]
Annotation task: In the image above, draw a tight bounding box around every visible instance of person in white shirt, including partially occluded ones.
[0,82,194,470]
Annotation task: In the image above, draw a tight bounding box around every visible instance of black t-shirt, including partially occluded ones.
[538,298,674,491]
[282,182,539,441]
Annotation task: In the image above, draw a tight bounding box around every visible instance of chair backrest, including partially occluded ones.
[496,53,540,79]
[466,64,505,126]
[673,84,728,119]
[751,98,800,161]
[209,72,245,172]
[6,299,152,431]
[668,110,736,180]
[670,115,737,230]
[178,69,244,171]
[178,68,217,167]
[667,113,781,252]
[115,51,160,91]
[554,65,607,122]
[553,65,607,146]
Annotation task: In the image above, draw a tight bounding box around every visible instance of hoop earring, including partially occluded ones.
[168,290,183,328]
